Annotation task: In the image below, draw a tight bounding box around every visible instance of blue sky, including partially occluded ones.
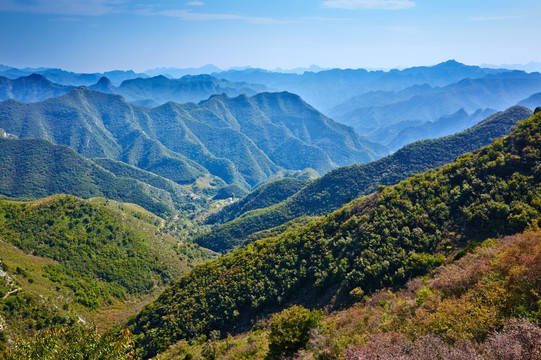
[0,0,540,72]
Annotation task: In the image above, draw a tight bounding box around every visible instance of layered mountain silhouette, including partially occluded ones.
[0,66,149,86]
[0,74,75,102]
[114,74,271,106]
[518,91,541,110]
[214,60,512,112]
[0,89,385,189]
[329,71,541,145]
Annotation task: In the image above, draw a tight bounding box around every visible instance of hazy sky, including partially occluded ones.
[1,0,540,72]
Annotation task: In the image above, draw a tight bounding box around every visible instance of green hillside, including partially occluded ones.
[207,177,308,224]
[0,88,384,190]
[155,231,541,360]
[196,106,532,252]
[0,137,195,215]
[129,110,541,358]
[0,195,212,349]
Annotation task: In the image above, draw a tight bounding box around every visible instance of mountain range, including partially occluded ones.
[197,106,533,252]
[129,107,541,359]
[0,88,384,191]
[1,60,541,360]
[213,60,513,112]
[329,71,541,146]
[0,136,201,215]
[0,66,149,86]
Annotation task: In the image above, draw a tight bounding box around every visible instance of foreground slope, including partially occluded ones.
[197,106,532,252]
[129,109,541,358]
[157,231,541,360]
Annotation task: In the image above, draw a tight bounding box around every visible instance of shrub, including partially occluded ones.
[267,306,323,359]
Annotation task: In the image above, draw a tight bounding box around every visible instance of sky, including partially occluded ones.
[0,0,540,73]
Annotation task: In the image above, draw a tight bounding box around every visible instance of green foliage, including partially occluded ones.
[1,326,135,360]
[267,305,322,359]
[0,137,190,215]
[211,185,249,201]
[0,88,383,192]
[129,110,541,358]
[197,106,533,252]
[0,195,208,309]
[207,178,308,225]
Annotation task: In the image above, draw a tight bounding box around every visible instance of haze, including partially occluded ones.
[0,0,540,73]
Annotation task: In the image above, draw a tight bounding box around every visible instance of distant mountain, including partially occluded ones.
[0,137,197,215]
[0,89,383,190]
[386,108,496,151]
[115,74,271,106]
[0,66,148,86]
[196,106,532,252]
[215,60,512,112]
[0,90,210,186]
[482,61,541,73]
[330,71,541,145]
[88,76,115,93]
[144,64,223,78]
[0,74,75,102]
[517,92,541,110]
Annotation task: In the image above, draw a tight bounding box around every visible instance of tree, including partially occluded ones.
[267,305,323,359]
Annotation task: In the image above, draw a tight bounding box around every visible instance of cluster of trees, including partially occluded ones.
[142,231,541,360]
[129,112,541,358]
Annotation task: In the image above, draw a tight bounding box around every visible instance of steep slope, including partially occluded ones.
[0,90,220,187]
[0,137,198,215]
[331,71,541,144]
[0,88,384,190]
[207,178,309,224]
[129,110,541,358]
[0,74,75,102]
[0,195,212,340]
[116,74,270,105]
[89,76,115,93]
[157,231,541,360]
[196,106,532,252]
[91,157,200,211]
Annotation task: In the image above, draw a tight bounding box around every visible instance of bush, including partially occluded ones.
[267,305,323,359]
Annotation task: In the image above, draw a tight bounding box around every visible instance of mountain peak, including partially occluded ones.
[89,76,114,93]
[23,73,50,82]
[436,59,466,68]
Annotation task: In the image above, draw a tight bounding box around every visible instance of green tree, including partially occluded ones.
[267,305,323,359]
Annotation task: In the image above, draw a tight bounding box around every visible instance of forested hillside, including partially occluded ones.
[129,108,541,358]
[197,106,532,252]
[155,231,541,359]
[0,137,198,215]
[0,195,212,351]
[0,89,383,190]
